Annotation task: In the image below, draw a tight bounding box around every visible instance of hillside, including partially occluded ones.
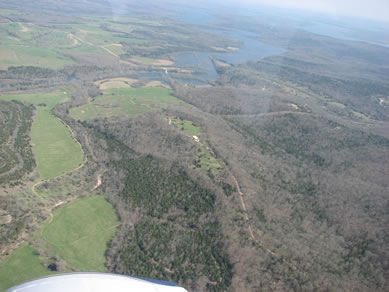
[0,0,388,291]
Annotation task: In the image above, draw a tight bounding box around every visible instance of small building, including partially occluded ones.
[192,136,200,142]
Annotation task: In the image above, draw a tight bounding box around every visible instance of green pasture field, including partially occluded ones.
[0,245,52,291]
[64,43,109,55]
[172,119,201,136]
[70,87,181,121]
[0,9,17,16]
[0,91,84,180]
[41,196,119,271]
[70,23,144,46]
[104,44,126,55]
[0,23,75,68]
[134,56,158,63]
[101,16,161,26]
[0,45,74,69]
[30,31,77,49]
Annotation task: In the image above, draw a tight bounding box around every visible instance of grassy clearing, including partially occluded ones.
[172,119,201,136]
[171,118,222,174]
[96,77,137,90]
[100,80,131,89]
[132,56,173,66]
[352,110,369,120]
[0,9,17,16]
[197,147,223,174]
[104,44,126,55]
[0,245,52,291]
[328,101,346,109]
[0,91,84,180]
[134,56,157,63]
[41,196,119,272]
[70,87,181,121]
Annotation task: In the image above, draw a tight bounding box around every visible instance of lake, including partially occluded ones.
[172,7,286,85]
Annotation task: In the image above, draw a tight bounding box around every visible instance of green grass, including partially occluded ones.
[170,118,222,174]
[0,24,74,68]
[0,9,17,16]
[105,16,161,26]
[198,147,223,174]
[70,87,181,121]
[70,24,144,46]
[104,44,126,55]
[41,196,119,271]
[172,119,201,136]
[134,56,158,63]
[0,45,75,69]
[0,91,84,180]
[0,196,118,290]
[328,101,346,109]
[352,110,370,120]
[30,31,76,49]
[64,43,107,54]
[0,245,52,291]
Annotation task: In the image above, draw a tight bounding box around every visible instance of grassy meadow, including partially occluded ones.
[70,87,181,121]
[198,146,223,174]
[0,91,84,180]
[41,196,119,271]
[0,45,74,69]
[0,196,118,291]
[0,245,52,291]
[134,56,158,63]
[172,119,201,136]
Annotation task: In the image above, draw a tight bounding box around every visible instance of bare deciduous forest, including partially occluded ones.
[0,0,388,291]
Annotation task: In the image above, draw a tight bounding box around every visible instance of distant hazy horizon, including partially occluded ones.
[232,0,389,23]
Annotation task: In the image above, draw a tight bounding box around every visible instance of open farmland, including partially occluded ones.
[0,19,144,69]
[0,91,84,180]
[70,87,181,121]
[0,22,76,69]
[41,196,119,272]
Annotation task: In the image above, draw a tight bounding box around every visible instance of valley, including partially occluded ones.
[0,1,388,291]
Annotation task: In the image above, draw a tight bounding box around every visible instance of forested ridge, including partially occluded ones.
[109,157,233,291]
[0,100,35,185]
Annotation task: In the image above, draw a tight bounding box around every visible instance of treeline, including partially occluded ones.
[0,66,67,91]
[119,22,239,59]
[244,56,389,121]
[0,100,35,186]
